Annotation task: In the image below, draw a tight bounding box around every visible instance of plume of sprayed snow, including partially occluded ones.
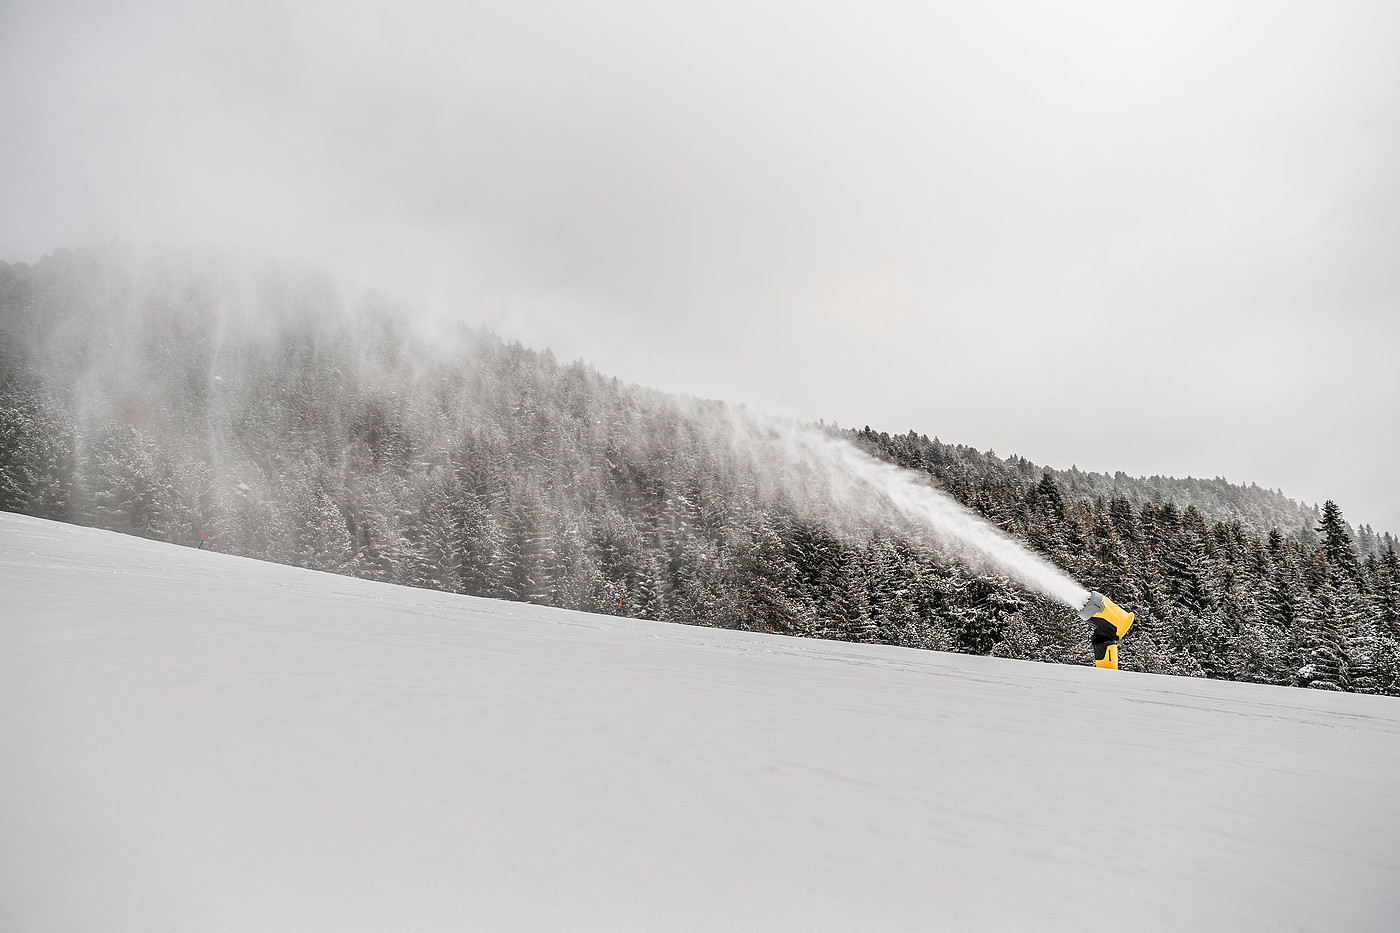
[722,408,1089,610]
[27,246,1086,609]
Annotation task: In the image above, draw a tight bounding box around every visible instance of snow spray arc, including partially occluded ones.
[716,409,1091,610]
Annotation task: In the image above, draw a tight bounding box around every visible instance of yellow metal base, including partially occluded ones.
[1094,644,1119,670]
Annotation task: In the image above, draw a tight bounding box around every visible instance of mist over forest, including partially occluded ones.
[3,247,1398,695]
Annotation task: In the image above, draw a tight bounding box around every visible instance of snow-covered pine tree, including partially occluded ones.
[0,379,74,521]
[1317,500,1364,587]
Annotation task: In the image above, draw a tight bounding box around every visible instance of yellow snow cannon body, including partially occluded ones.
[1079,592,1134,670]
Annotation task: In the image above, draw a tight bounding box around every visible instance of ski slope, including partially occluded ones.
[2,512,1398,932]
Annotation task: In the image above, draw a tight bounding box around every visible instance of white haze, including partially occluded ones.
[724,410,1089,608]
[2,0,1398,532]
[0,241,1098,609]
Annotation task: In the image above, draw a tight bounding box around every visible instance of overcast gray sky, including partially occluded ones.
[3,0,1398,531]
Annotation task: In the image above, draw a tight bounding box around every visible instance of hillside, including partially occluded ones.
[2,247,1398,694]
[857,427,1361,550]
[3,512,1398,931]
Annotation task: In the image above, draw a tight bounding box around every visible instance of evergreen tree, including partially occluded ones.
[721,517,799,635]
[1034,469,1066,522]
[452,493,506,598]
[1164,522,1214,617]
[1317,500,1363,585]
[1296,579,1352,691]
[1373,547,1400,643]
[824,538,875,642]
[990,610,1037,660]
[863,535,914,644]
[0,379,74,521]
[80,422,176,539]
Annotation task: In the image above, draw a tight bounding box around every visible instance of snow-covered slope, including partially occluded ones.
[2,513,1397,932]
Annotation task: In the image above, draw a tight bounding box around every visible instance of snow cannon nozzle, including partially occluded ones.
[1079,591,1135,670]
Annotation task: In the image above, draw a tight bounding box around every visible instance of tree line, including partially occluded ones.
[2,249,1396,694]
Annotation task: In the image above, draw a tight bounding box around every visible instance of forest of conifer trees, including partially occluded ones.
[2,249,1397,695]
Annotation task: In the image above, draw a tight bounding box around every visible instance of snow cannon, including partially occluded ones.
[1079,592,1134,670]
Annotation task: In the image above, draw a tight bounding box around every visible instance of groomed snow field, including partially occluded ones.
[3,512,1398,931]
